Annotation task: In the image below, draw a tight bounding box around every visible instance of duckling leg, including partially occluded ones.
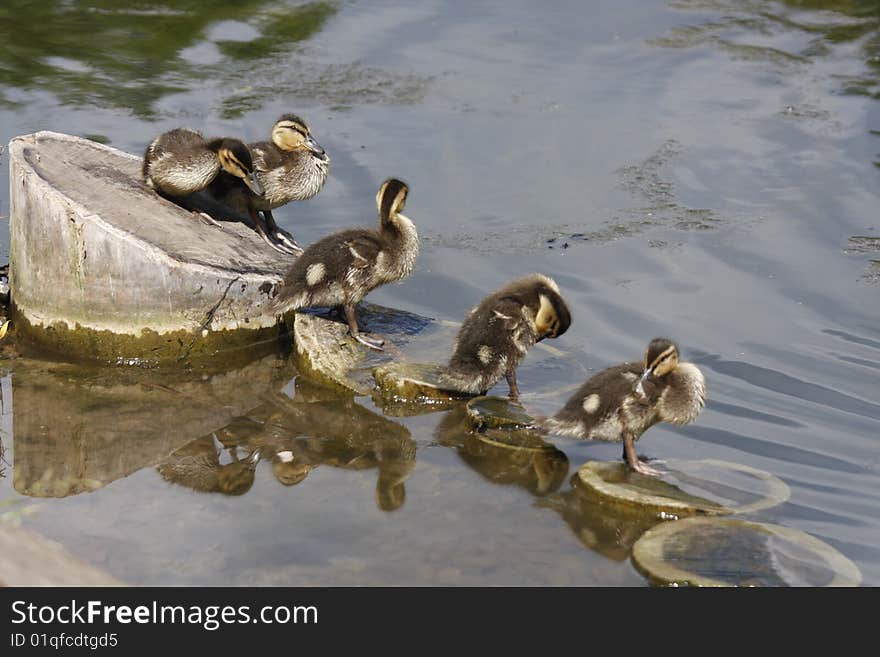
[622,431,663,477]
[248,207,299,255]
[263,210,303,254]
[505,368,521,402]
[191,210,224,228]
[343,304,384,350]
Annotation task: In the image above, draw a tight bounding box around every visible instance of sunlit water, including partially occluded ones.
[0,0,878,585]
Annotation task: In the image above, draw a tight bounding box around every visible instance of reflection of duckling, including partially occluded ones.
[269,179,418,350]
[373,438,417,512]
[537,481,660,562]
[142,128,263,208]
[441,274,571,399]
[272,449,313,486]
[208,114,329,254]
[157,435,260,496]
[543,338,706,476]
[435,406,569,497]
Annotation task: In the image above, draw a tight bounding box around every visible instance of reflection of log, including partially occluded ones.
[11,354,296,498]
[7,131,294,363]
[435,406,569,497]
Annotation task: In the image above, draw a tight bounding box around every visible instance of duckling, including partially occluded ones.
[208,113,329,254]
[142,128,263,210]
[268,178,418,350]
[156,434,261,496]
[542,338,706,476]
[440,274,571,400]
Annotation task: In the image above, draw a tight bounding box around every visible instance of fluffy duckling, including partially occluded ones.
[441,274,571,399]
[268,178,418,350]
[208,113,329,254]
[143,127,262,202]
[543,338,706,476]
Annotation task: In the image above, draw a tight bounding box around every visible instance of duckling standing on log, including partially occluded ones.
[542,338,706,476]
[269,178,418,350]
[208,114,330,255]
[142,128,263,216]
[441,274,571,400]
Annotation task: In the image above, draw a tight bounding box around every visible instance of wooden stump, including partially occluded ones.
[7,131,297,364]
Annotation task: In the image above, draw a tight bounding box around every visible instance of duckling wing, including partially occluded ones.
[271,230,384,309]
[549,362,644,439]
[249,140,282,173]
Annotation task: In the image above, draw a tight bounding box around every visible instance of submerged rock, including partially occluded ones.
[574,459,790,519]
[292,305,437,395]
[632,517,862,587]
[372,362,472,414]
[465,395,538,430]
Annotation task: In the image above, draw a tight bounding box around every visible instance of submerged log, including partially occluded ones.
[7,131,296,364]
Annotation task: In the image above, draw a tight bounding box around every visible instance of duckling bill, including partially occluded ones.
[268,178,418,350]
[543,338,706,476]
[441,274,571,400]
[208,114,329,255]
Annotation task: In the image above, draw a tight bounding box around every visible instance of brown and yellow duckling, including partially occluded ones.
[543,338,706,476]
[440,274,571,400]
[208,113,329,254]
[142,127,263,208]
[268,178,418,350]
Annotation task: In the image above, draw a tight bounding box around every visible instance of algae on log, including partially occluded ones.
[7,131,296,364]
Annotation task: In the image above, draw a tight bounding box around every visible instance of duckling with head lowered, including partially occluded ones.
[208,113,329,255]
[142,127,263,204]
[268,178,418,350]
[441,274,571,400]
[542,338,706,476]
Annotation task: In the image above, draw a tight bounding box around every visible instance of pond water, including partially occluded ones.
[0,0,878,586]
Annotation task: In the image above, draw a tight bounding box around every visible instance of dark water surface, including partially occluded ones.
[0,0,878,585]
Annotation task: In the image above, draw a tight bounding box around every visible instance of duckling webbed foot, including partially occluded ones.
[353,332,385,350]
[256,224,301,255]
[343,304,385,351]
[192,210,223,228]
[263,210,304,254]
[623,431,664,477]
[274,229,303,254]
[248,207,299,255]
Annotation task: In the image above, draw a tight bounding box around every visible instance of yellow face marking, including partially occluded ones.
[647,345,679,377]
[272,122,308,151]
[376,180,390,211]
[391,187,407,216]
[218,148,249,179]
[535,294,558,338]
